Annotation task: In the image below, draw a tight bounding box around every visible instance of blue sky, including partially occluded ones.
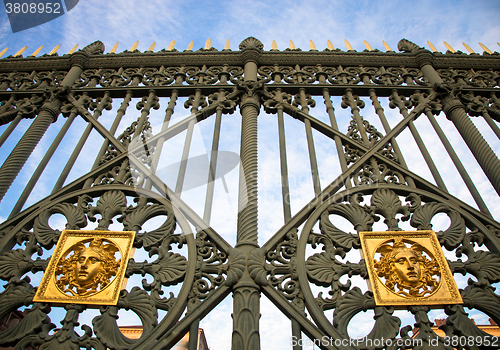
[0,1,500,350]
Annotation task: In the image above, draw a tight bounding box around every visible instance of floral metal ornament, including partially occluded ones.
[34,230,135,305]
[359,230,462,308]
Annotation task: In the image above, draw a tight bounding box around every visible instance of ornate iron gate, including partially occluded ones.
[0,37,499,349]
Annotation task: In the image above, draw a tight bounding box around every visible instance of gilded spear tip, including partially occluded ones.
[444,41,455,53]
[271,40,277,50]
[0,48,8,58]
[110,42,119,53]
[327,40,334,51]
[67,44,78,54]
[13,46,27,57]
[363,40,373,51]
[427,41,438,52]
[382,40,392,52]
[309,40,316,51]
[289,40,295,50]
[479,42,492,54]
[167,40,175,51]
[224,39,230,50]
[130,41,139,51]
[49,44,61,55]
[205,38,211,50]
[462,42,474,54]
[344,39,353,51]
[30,45,43,57]
[147,42,156,52]
[186,41,194,51]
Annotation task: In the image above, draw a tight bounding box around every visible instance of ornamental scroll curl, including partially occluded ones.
[258,185,500,348]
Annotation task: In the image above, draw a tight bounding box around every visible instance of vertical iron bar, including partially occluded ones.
[482,113,500,140]
[145,90,178,190]
[84,91,132,188]
[0,114,22,148]
[203,107,223,224]
[188,318,200,350]
[277,103,292,222]
[52,92,111,193]
[425,109,491,215]
[10,110,78,217]
[369,89,416,187]
[323,88,351,189]
[390,90,448,191]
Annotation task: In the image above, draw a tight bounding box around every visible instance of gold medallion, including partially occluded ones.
[359,230,462,308]
[34,230,135,306]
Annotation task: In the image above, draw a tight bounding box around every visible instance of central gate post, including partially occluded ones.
[231,37,263,350]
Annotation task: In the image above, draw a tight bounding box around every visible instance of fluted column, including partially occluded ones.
[232,37,262,350]
[412,46,500,195]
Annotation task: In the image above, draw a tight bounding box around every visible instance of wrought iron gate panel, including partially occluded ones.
[0,37,499,349]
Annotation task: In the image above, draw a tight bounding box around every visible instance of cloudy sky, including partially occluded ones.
[0,1,499,349]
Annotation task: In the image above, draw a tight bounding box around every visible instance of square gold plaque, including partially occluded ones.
[34,230,136,306]
[359,230,462,308]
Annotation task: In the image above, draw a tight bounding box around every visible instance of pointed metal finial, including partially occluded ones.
[479,42,492,54]
[67,44,78,54]
[289,40,295,50]
[186,41,194,51]
[49,44,60,55]
[167,40,175,51]
[309,40,316,50]
[30,45,43,57]
[344,39,353,51]
[130,41,139,51]
[0,48,8,58]
[205,38,211,50]
[147,42,156,52]
[363,40,373,51]
[327,40,334,51]
[224,39,230,50]
[13,46,27,57]
[272,40,278,50]
[444,41,455,53]
[110,42,119,53]
[462,42,474,54]
[427,41,438,52]
[382,40,392,52]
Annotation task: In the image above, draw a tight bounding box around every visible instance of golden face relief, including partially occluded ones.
[74,248,103,285]
[392,250,421,285]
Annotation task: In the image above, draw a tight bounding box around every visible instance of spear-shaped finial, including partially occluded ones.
[344,39,353,51]
[363,40,373,51]
[327,40,334,51]
[205,38,211,50]
[167,40,175,51]
[224,39,230,50]
[147,42,156,52]
[427,41,438,52]
[0,48,8,58]
[186,41,194,51]
[462,42,474,54]
[309,40,316,50]
[30,45,43,57]
[67,44,78,54]
[49,44,60,55]
[289,40,295,50]
[110,42,119,53]
[444,41,455,53]
[13,46,27,57]
[271,40,278,50]
[130,41,139,51]
[382,40,392,52]
[479,42,492,54]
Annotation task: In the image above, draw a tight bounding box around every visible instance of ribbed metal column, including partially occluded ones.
[232,37,262,350]
[0,50,90,202]
[416,48,500,195]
